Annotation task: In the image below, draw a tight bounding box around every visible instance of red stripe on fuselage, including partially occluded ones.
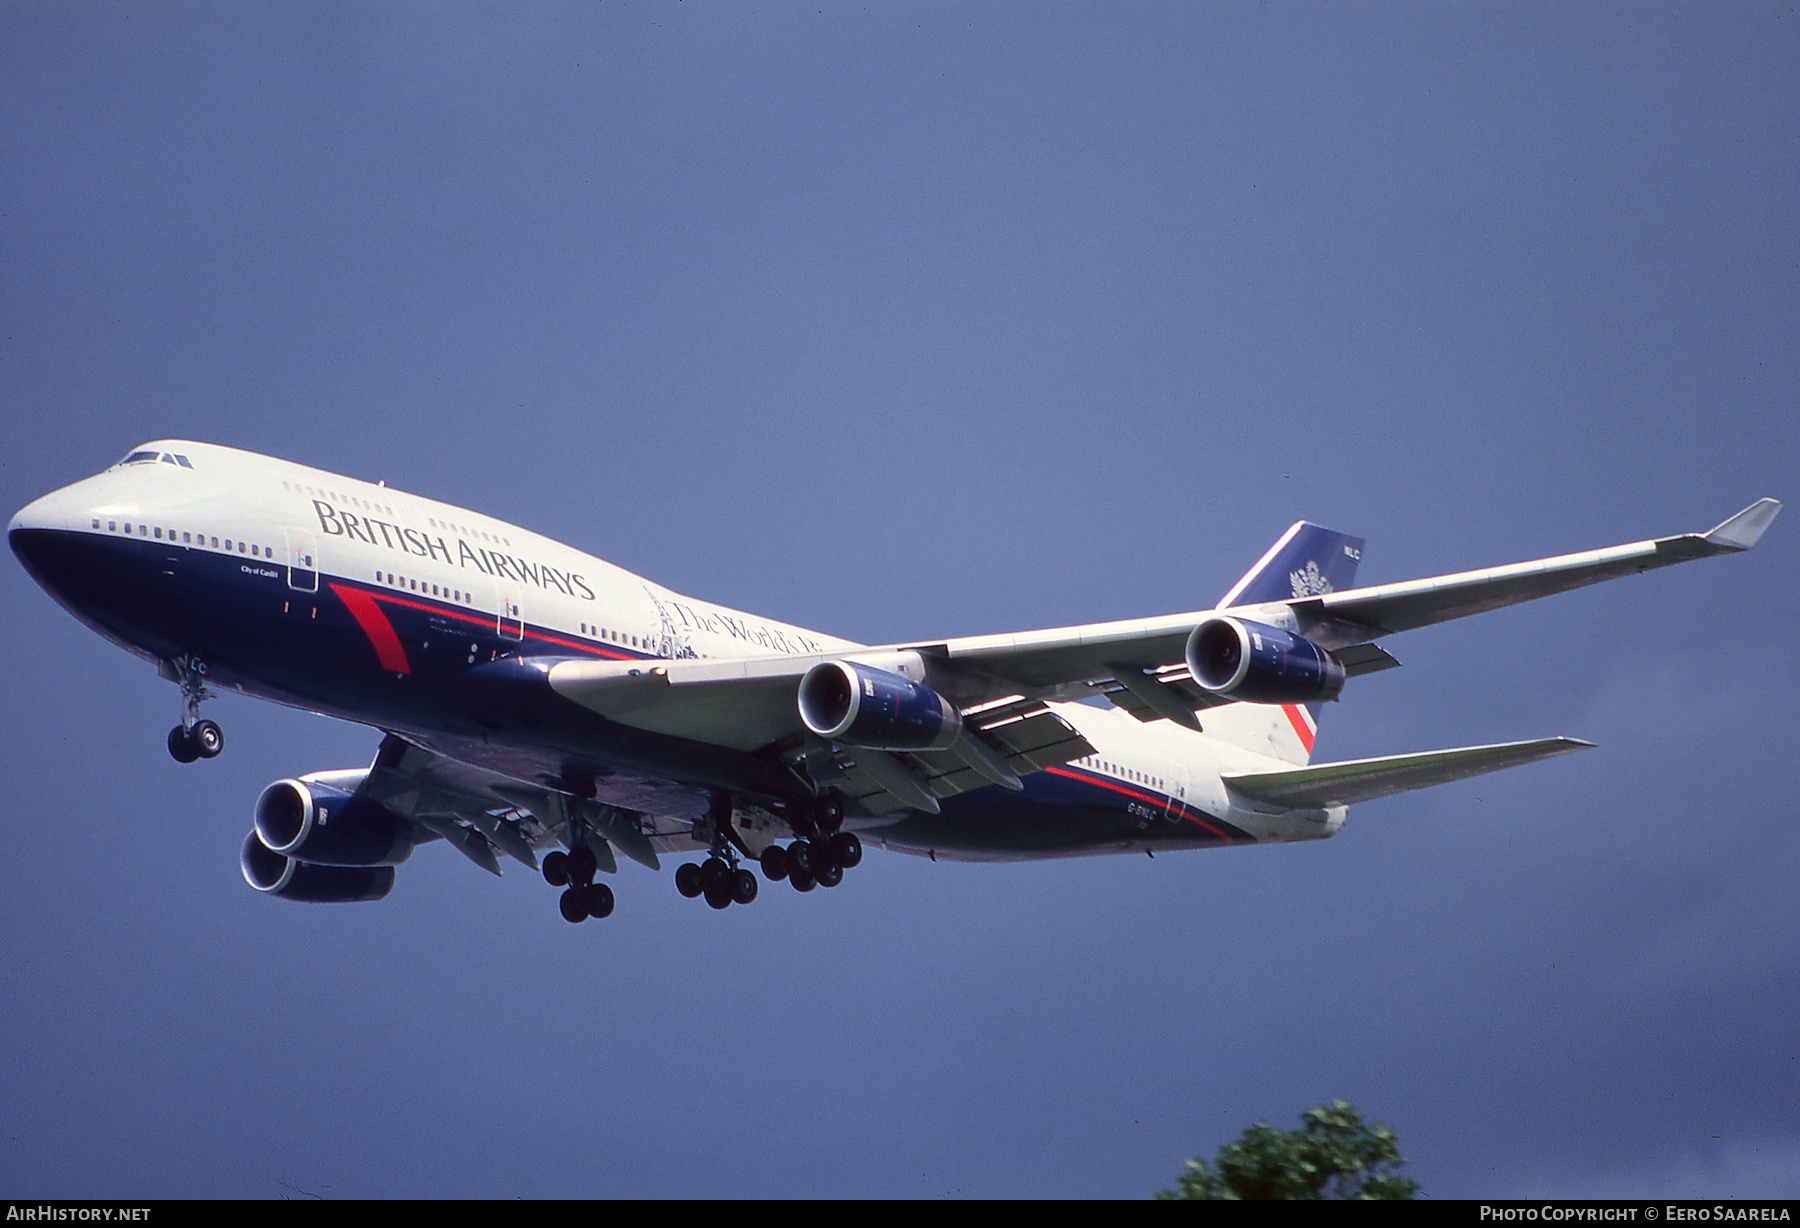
[331,581,643,664]
[330,583,413,674]
[1282,704,1315,754]
[1043,765,1237,844]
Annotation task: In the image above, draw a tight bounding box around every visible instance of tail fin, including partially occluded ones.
[1206,521,1366,765]
[1219,521,1365,607]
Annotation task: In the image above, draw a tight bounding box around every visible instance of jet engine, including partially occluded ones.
[240,832,396,903]
[253,778,415,867]
[798,660,961,751]
[1185,616,1346,704]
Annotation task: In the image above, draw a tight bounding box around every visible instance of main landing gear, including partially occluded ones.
[166,657,223,764]
[674,830,863,905]
[675,851,759,910]
[543,843,615,923]
[759,832,862,894]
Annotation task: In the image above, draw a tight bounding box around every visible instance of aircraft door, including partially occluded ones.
[498,585,524,641]
[285,530,318,593]
[1165,758,1190,822]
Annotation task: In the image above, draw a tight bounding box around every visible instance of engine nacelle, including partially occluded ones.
[254,778,415,867]
[240,832,395,903]
[1186,617,1346,704]
[798,660,962,751]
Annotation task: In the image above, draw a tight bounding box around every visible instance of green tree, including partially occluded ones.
[1156,1100,1421,1200]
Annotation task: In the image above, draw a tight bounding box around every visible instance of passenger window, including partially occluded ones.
[154,527,162,539]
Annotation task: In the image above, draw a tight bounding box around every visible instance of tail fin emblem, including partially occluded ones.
[1289,560,1333,598]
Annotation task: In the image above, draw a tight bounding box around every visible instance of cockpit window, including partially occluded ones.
[115,450,194,469]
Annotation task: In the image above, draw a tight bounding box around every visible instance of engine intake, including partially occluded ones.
[1186,617,1346,704]
[798,660,961,751]
[254,778,415,867]
[240,832,396,903]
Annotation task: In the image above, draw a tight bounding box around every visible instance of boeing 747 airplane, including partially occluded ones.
[8,442,1780,923]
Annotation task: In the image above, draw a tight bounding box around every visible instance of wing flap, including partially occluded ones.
[813,704,1096,814]
[1223,737,1594,809]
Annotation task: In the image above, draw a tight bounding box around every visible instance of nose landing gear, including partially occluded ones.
[165,657,223,763]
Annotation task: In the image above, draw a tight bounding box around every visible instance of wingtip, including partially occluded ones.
[1702,498,1782,551]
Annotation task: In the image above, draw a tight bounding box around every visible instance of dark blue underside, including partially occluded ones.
[11,527,1254,857]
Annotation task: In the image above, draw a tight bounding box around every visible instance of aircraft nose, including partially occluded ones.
[10,481,105,593]
[10,489,70,535]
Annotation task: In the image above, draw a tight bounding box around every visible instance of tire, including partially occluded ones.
[567,844,599,886]
[675,862,703,898]
[789,867,815,893]
[759,845,789,882]
[193,719,224,759]
[559,888,588,923]
[581,882,615,919]
[829,831,862,869]
[704,881,732,910]
[700,857,731,894]
[787,840,815,876]
[816,862,844,889]
[167,725,199,764]
[543,851,570,887]
[732,868,758,905]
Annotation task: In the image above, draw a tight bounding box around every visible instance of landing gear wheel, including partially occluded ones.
[701,857,732,895]
[760,846,790,882]
[192,719,224,759]
[829,831,862,869]
[580,882,615,919]
[787,840,815,877]
[732,868,758,905]
[789,866,815,893]
[703,881,733,910]
[675,862,703,898]
[543,850,570,887]
[567,844,599,886]
[167,725,200,764]
[559,888,588,923]
[816,862,844,888]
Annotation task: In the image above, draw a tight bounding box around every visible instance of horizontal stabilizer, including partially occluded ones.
[1223,737,1593,809]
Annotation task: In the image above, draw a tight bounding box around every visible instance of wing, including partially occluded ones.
[931,497,1781,673]
[315,733,666,876]
[541,499,1775,806]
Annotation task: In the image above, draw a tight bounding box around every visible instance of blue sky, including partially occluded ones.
[2,3,1796,1198]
